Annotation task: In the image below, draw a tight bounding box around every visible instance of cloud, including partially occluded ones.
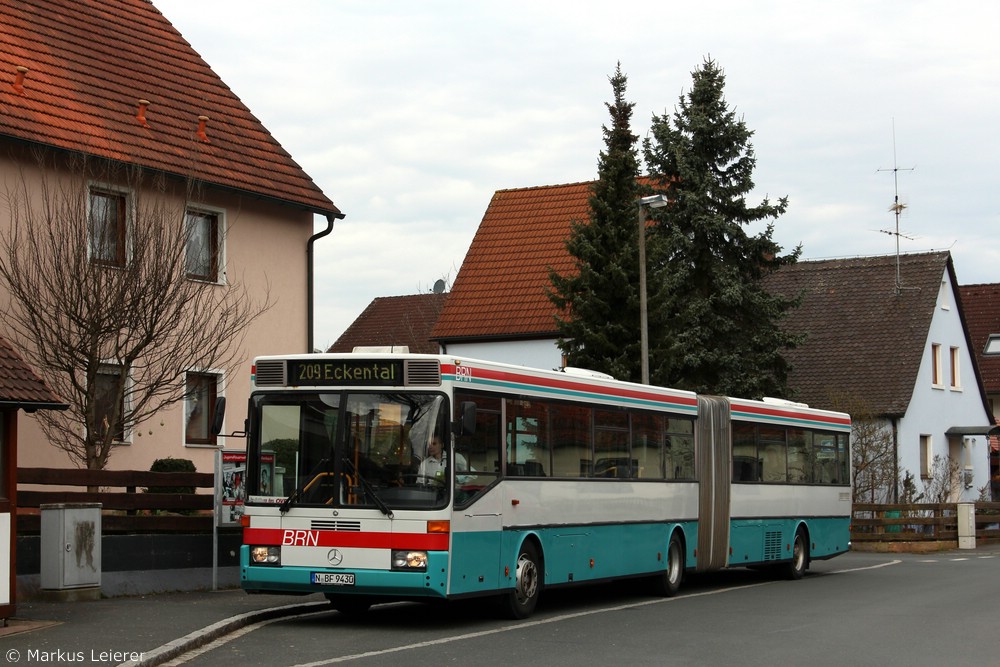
[156,0,1000,343]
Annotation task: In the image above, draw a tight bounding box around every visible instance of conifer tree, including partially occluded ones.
[642,57,801,398]
[549,64,643,381]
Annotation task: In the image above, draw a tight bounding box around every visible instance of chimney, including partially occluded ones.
[136,99,150,127]
[196,115,210,143]
[12,65,28,94]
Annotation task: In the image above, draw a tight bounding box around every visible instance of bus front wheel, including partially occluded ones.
[500,541,542,619]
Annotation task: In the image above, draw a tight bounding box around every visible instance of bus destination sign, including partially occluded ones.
[286,359,404,386]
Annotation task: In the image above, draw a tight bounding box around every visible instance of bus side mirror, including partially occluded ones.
[211,397,227,436]
[453,401,476,436]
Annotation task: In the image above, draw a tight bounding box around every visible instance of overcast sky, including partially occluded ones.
[156,1,1000,350]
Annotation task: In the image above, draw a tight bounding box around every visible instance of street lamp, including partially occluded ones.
[637,194,669,385]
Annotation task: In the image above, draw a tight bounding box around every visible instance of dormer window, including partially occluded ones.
[985,334,1000,356]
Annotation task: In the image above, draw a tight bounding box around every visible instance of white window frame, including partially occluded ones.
[184,203,226,284]
[919,434,932,479]
[949,346,961,390]
[184,369,225,448]
[93,362,131,445]
[930,343,943,388]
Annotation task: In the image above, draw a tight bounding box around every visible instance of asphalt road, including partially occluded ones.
[157,549,1000,667]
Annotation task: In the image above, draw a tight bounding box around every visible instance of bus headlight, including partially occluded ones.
[391,550,427,571]
[251,546,281,565]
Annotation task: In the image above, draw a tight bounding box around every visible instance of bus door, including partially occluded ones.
[696,395,731,571]
[448,395,504,595]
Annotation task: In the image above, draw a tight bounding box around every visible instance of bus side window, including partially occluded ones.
[455,393,502,484]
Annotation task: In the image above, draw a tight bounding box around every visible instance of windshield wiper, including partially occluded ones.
[342,458,394,519]
[279,457,328,514]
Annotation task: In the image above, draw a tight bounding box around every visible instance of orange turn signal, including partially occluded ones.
[427,520,450,533]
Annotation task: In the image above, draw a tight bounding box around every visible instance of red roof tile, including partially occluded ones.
[432,182,592,341]
[0,336,65,408]
[330,293,448,355]
[958,283,1000,393]
[0,0,340,216]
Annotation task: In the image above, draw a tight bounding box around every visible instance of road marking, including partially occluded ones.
[157,559,903,667]
[160,609,335,666]
[288,577,845,667]
[829,559,900,574]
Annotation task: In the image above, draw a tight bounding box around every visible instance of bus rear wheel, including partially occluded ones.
[500,541,541,619]
[784,528,808,580]
[651,532,684,597]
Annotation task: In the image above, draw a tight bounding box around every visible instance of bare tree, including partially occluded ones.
[826,391,897,503]
[0,152,271,469]
[922,455,962,503]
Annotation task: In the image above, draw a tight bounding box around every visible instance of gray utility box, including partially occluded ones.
[40,503,102,590]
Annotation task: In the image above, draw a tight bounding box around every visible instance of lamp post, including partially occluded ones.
[637,194,669,385]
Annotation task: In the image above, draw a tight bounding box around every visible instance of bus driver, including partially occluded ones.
[417,435,467,486]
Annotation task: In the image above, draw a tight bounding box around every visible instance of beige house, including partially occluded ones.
[0,1,342,473]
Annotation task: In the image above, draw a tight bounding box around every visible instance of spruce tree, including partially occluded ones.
[642,57,801,398]
[549,63,643,381]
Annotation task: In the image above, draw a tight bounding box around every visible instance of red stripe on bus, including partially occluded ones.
[731,401,851,427]
[243,528,449,551]
[443,363,697,408]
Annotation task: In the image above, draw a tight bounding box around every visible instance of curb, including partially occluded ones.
[122,599,331,667]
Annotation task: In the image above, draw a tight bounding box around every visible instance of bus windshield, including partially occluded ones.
[248,391,451,510]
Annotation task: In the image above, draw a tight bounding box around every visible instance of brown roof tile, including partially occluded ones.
[958,282,1000,393]
[329,293,448,355]
[0,0,340,216]
[762,252,952,416]
[432,182,592,341]
[0,336,65,408]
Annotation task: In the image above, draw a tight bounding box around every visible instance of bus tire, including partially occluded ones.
[784,528,808,580]
[326,594,372,616]
[500,540,542,619]
[652,531,684,597]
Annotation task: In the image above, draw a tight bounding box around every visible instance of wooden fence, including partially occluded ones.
[852,502,1000,550]
[16,467,218,534]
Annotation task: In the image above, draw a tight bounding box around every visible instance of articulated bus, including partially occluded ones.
[238,353,851,618]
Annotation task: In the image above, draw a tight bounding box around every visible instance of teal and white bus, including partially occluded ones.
[239,353,851,618]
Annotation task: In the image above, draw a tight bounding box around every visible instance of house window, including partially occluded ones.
[920,434,932,479]
[931,343,943,387]
[185,210,220,281]
[949,346,961,390]
[985,334,1000,355]
[93,365,127,442]
[185,372,219,445]
[88,187,127,266]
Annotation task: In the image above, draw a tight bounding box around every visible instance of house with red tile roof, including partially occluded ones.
[329,293,448,355]
[431,182,589,369]
[957,283,1000,497]
[0,0,342,473]
[434,181,996,501]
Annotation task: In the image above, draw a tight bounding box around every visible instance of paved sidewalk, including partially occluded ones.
[0,589,329,666]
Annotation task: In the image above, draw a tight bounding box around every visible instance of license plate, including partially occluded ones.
[311,572,355,586]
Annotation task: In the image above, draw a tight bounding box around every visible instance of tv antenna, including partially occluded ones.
[877,118,914,294]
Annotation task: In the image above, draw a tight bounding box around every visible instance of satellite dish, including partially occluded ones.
[432,279,446,294]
